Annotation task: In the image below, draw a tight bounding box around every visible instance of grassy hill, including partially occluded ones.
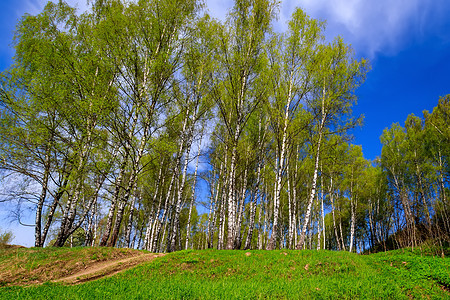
[0,247,449,299]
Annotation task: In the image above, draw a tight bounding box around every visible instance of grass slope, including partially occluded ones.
[0,248,449,299]
[0,246,146,286]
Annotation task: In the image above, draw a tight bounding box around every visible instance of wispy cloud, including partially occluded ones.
[11,0,450,58]
[1,0,90,59]
[280,0,450,58]
[201,0,450,59]
[15,0,90,17]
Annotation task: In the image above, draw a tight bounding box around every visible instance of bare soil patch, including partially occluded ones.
[54,253,165,285]
[0,247,163,286]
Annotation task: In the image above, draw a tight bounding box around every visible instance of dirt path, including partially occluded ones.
[54,253,165,285]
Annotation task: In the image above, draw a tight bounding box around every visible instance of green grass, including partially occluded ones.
[0,248,449,299]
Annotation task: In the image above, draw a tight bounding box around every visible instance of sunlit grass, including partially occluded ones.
[0,248,448,299]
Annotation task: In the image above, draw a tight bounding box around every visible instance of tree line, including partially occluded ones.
[0,0,448,252]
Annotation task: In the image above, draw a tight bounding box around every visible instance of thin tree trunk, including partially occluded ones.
[152,171,176,252]
[226,132,239,249]
[293,147,299,248]
[185,146,200,250]
[209,163,222,249]
[159,221,168,253]
[415,160,432,231]
[339,212,346,251]
[169,106,195,252]
[55,110,100,247]
[100,159,126,246]
[217,176,226,250]
[329,176,340,251]
[438,150,450,235]
[144,162,164,250]
[235,161,248,249]
[293,185,298,248]
[317,193,321,250]
[296,133,322,249]
[41,176,68,247]
[264,184,271,249]
[54,156,85,247]
[148,171,167,251]
[321,167,325,250]
[393,173,416,249]
[206,193,215,249]
[349,181,356,252]
[268,152,280,250]
[257,191,264,250]
[35,149,51,247]
[296,83,326,250]
[287,163,294,249]
[108,178,134,247]
[218,149,229,250]
[124,194,137,248]
[91,199,98,247]
[84,175,107,247]
[162,178,178,252]
[245,160,261,250]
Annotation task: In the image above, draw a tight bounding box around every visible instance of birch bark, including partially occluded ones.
[185,144,201,249]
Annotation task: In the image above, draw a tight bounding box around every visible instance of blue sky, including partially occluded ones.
[1,0,450,246]
[275,0,450,160]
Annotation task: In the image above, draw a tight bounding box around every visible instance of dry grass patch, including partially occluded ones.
[0,246,148,286]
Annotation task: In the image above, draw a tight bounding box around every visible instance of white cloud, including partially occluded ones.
[204,0,233,21]
[279,0,450,58]
[12,0,450,60]
[204,0,450,58]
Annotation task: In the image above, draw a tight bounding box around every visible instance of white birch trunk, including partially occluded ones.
[321,169,325,250]
[124,195,137,248]
[245,159,261,250]
[339,214,346,251]
[268,77,294,250]
[148,174,166,251]
[329,176,341,251]
[258,182,267,250]
[218,153,228,250]
[296,83,326,250]
[35,149,50,247]
[317,194,321,250]
[152,171,176,252]
[235,162,248,249]
[226,130,239,249]
[209,163,222,248]
[349,178,355,252]
[296,132,322,250]
[185,145,200,250]
[144,163,164,250]
[287,163,294,249]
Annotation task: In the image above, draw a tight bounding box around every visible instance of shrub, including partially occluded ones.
[0,229,14,248]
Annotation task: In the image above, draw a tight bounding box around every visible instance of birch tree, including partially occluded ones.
[297,38,367,249]
[211,0,276,249]
[266,7,322,250]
